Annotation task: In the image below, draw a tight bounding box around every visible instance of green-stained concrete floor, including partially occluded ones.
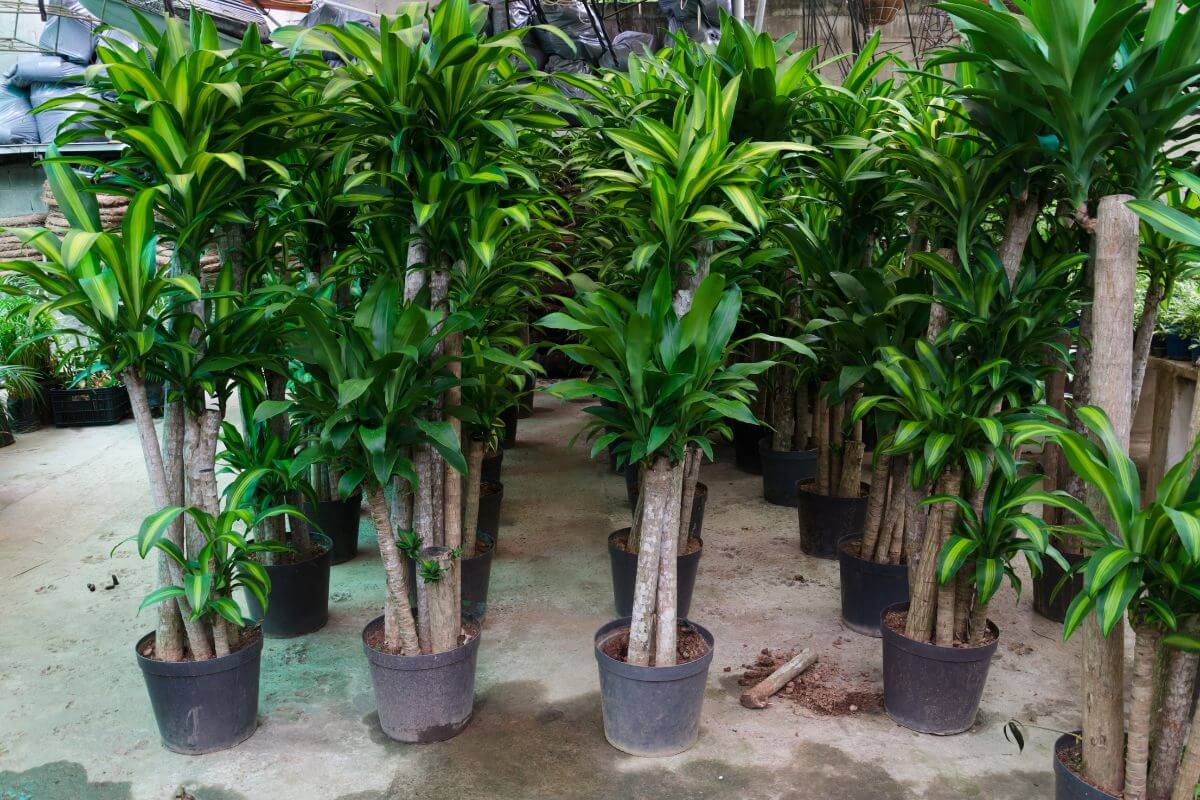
[0,394,1081,799]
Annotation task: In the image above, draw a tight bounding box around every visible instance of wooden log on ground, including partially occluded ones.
[739,649,818,709]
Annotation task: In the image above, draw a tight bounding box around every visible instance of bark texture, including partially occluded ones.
[905,468,961,643]
[1126,626,1163,800]
[626,458,672,667]
[1132,280,1164,416]
[1148,645,1200,800]
[365,483,420,655]
[999,192,1040,283]
[1081,193,1138,794]
[654,462,684,667]
[1171,708,1200,800]
[422,546,459,654]
[461,439,485,558]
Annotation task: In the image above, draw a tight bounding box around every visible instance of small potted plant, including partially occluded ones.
[280,281,477,743]
[125,471,294,754]
[1015,408,1200,799]
[48,355,131,427]
[545,269,789,756]
[0,293,56,433]
[218,403,331,638]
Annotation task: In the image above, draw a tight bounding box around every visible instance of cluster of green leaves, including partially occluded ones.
[127,469,298,628]
[853,246,1078,491]
[217,396,316,510]
[458,334,541,452]
[1013,408,1200,649]
[542,270,808,467]
[934,468,1067,606]
[267,277,467,497]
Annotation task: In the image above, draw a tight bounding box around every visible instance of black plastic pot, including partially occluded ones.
[244,533,332,638]
[146,380,165,417]
[302,494,362,564]
[5,396,41,433]
[517,392,534,418]
[1053,731,1118,799]
[135,629,263,754]
[1033,551,1086,624]
[731,420,766,474]
[608,529,702,619]
[500,406,518,448]
[880,602,999,735]
[837,536,908,637]
[760,440,817,506]
[362,616,481,743]
[594,617,714,757]
[478,481,504,539]
[481,448,503,484]
[1166,331,1191,361]
[461,533,495,622]
[797,481,868,559]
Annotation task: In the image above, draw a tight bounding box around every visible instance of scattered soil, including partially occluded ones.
[1056,739,1123,797]
[737,648,882,715]
[261,540,329,567]
[364,619,481,655]
[882,608,998,648]
[599,623,710,665]
[612,531,702,556]
[140,627,261,663]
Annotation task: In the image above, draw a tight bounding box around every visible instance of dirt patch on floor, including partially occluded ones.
[737,648,882,716]
[599,623,709,664]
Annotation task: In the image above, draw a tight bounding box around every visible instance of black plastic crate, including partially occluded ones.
[50,385,131,427]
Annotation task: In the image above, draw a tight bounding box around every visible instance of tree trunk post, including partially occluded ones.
[1125,626,1162,800]
[905,468,961,643]
[365,482,420,655]
[1081,193,1138,793]
[1170,705,1200,800]
[1148,643,1200,799]
[677,446,701,553]
[654,461,684,667]
[999,191,1040,284]
[422,546,459,654]
[461,439,485,558]
[1132,280,1164,416]
[627,458,671,666]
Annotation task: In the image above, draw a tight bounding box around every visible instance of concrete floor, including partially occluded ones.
[0,395,1083,799]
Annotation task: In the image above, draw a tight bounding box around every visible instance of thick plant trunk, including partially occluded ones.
[905,468,961,643]
[628,464,646,552]
[837,439,864,498]
[1132,280,1164,416]
[793,381,811,450]
[123,368,186,661]
[1171,706,1200,800]
[1081,193,1139,794]
[654,462,684,668]
[814,391,830,495]
[461,439,485,558]
[876,460,909,565]
[627,459,672,667]
[771,368,795,452]
[1149,645,1200,799]
[677,446,701,553]
[1126,626,1163,800]
[422,546,459,653]
[673,241,711,317]
[365,483,420,655]
[952,571,971,643]
[860,452,891,559]
[968,598,989,646]
[999,191,1040,283]
[829,401,844,492]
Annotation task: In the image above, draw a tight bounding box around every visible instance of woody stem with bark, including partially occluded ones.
[654,461,684,668]
[1132,280,1164,416]
[1125,626,1162,800]
[1081,194,1137,794]
[461,439,485,559]
[365,482,420,655]
[999,190,1041,284]
[627,458,671,667]
[859,451,891,559]
[677,446,700,553]
[905,468,961,643]
[1148,641,1200,799]
[123,367,184,661]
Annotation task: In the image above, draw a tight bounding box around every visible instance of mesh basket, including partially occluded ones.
[50,385,130,427]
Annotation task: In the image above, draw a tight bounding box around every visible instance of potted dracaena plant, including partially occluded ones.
[217,393,331,637]
[564,50,812,601]
[940,0,1200,791]
[543,268,795,757]
[852,245,1071,735]
[5,10,306,753]
[276,279,474,743]
[754,38,897,513]
[1013,409,1200,800]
